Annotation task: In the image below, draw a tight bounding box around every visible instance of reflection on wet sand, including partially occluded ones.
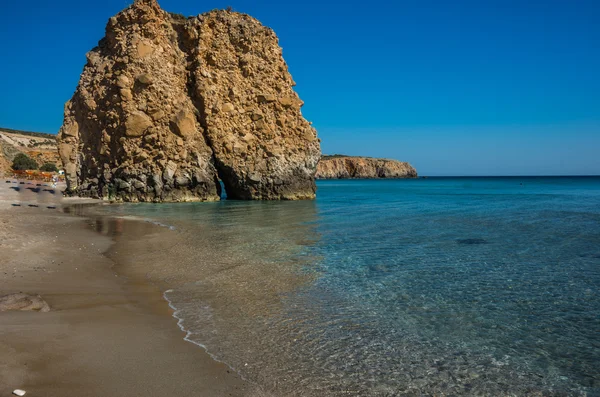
[70,200,324,394]
[75,199,321,322]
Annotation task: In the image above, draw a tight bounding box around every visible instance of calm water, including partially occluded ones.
[95,177,600,396]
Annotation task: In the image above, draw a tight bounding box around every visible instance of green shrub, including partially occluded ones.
[12,153,38,170]
[40,163,59,172]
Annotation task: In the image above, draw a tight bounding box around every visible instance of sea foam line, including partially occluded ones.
[113,214,177,230]
[162,289,251,382]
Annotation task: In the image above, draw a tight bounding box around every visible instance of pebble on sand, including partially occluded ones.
[0,293,50,312]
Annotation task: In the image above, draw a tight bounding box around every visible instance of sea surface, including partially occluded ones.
[93,177,600,396]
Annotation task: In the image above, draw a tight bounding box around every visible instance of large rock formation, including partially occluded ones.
[316,156,417,179]
[58,0,320,201]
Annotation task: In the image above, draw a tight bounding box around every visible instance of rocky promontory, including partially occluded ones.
[58,0,320,202]
[316,155,417,179]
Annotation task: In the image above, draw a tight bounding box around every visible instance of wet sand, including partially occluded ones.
[0,180,262,397]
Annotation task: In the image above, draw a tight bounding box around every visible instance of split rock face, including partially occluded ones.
[58,0,320,201]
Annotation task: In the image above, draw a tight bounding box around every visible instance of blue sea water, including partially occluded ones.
[96,177,600,396]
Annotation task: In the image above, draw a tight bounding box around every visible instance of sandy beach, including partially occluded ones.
[0,180,261,397]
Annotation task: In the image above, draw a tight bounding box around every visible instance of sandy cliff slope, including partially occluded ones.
[0,128,59,176]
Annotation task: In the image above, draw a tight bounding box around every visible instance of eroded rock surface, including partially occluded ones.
[316,156,417,179]
[58,0,320,201]
[0,293,50,312]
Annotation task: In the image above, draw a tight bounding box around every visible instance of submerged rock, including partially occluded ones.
[0,293,50,312]
[58,0,320,202]
[316,155,417,179]
[456,238,488,245]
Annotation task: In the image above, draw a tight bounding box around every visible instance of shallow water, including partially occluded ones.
[93,177,600,396]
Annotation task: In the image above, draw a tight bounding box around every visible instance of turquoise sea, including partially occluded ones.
[94,177,600,396]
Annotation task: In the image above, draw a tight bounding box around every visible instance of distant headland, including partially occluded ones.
[316,155,417,179]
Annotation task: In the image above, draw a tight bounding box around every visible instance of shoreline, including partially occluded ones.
[0,179,261,397]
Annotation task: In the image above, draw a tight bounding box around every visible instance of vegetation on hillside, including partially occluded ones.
[40,163,59,172]
[11,153,38,170]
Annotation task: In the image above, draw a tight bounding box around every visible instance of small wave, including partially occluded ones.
[162,289,250,382]
[145,219,177,230]
[113,215,177,230]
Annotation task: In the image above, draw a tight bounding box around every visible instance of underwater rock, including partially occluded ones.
[456,238,488,245]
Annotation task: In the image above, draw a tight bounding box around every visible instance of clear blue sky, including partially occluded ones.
[0,0,598,175]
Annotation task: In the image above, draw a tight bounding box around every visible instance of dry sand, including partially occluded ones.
[0,179,262,397]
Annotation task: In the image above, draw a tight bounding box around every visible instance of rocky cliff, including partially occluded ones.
[316,156,417,179]
[58,0,320,202]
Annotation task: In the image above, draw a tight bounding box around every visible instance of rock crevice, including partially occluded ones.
[58,0,320,202]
